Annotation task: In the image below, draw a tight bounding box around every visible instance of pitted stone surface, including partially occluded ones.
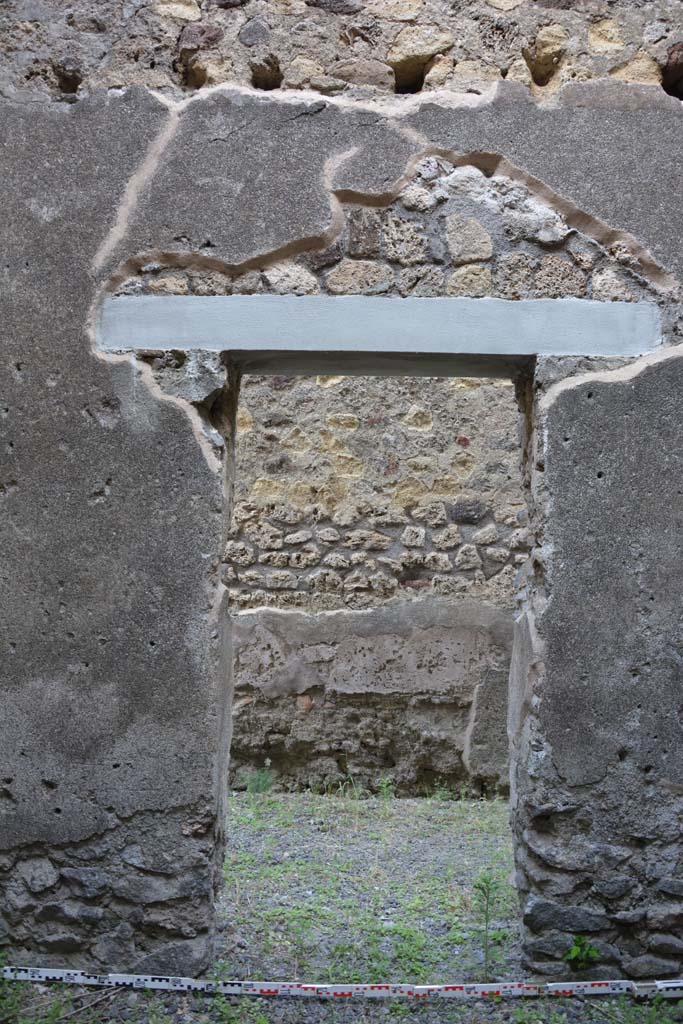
[0,90,232,971]
[511,350,683,977]
[2,0,682,104]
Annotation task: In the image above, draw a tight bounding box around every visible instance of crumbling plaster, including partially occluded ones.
[107,138,672,800]
[230,600,514,793]
[2,76,683,975]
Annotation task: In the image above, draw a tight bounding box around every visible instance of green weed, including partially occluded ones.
[377,776,395,800]
[335,774,366,801]
[430,780,456,801]
[0,973,73,1024]
[563,934,601,971]
[246,764,276,795]
[606,995,683,1024]
[210,994,273,1024]
[473,868,506,983]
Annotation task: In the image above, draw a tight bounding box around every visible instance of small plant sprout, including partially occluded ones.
[430,779,455,801]
[563,934,601,971]
[336,773,366,801]
[246,759,275,795]
[473,868,504,983]
[377,775,395,800]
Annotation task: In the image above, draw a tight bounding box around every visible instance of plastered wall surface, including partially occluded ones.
[2,0,683,980]
[511,351,683,980]
[0,91,234,974]
[128,149,667,795]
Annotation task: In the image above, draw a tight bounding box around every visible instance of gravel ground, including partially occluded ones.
[3,792,683,1024]
[218,791,521,986]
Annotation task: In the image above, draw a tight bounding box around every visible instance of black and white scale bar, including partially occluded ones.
[3,967,682,1000]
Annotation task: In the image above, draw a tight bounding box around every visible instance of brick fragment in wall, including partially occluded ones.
[445,213,493,265]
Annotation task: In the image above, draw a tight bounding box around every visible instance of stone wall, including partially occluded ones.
[3,0,681,101]
[3,0,683,982]
[228,370,523,793]
[229,372,525,615]
[231,600,513,793]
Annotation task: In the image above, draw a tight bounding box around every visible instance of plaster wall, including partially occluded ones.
[2,1,683,976]
[511,349,683,979]
[231,599,513,793]
[0,92,234,973]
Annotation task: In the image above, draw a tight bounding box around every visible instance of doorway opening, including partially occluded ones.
[87,148,664,981]
[220,367,529,985]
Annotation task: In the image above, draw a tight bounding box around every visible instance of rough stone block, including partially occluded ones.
[445,213,493,265]
[524,897,609,935]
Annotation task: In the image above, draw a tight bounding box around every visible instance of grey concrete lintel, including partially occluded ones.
[98,295,661,376]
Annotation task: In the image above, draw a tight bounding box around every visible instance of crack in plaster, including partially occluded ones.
[154,78,504,119]
[95,146,357,295]
[92,95,182,274]
[145,77,682,118]
[84,332,222,475]
[87,91,235,468]
[461,671,482,777]
[85,101,237,753]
